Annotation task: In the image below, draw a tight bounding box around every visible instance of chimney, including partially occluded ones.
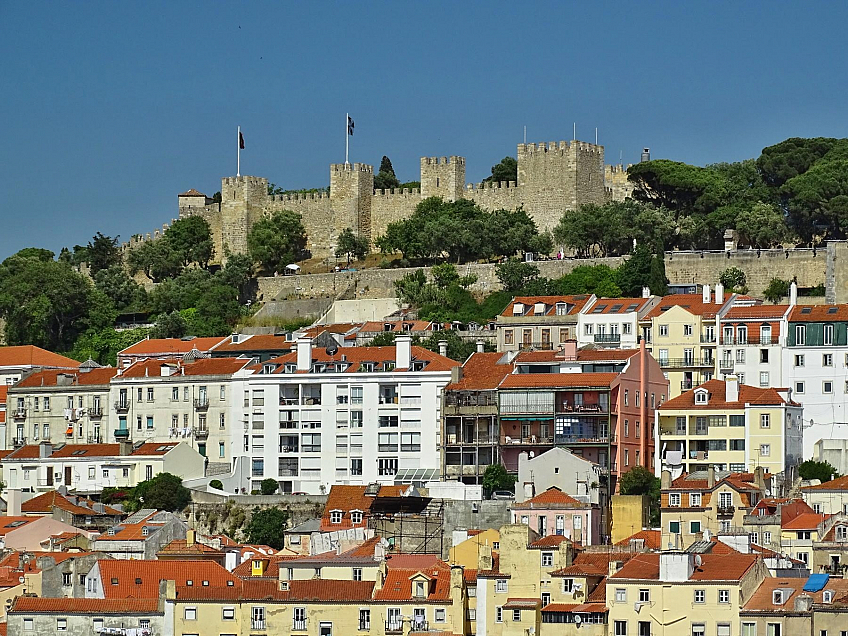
[754,466,766,491]
[395,335,412,369]
[661,470,671,490]
[119,440,133,456]
[186,528,196,546]
[477,543,493,572]
[450,365,463,384]
[438,340,448,357]
[790,281,798,306]
[450,565,465,629]
[725,375,739,403]
[659,552,695,582]
[608,560,623,577]
[794,594,813,612]
[639,335,648,467]
[642,286,651,298]
[38,441,52,459]
[707,465,716,489]
[715,282,724,304]
[6,490,22,517]
[702,284,710,304]
[560,340,577,360]
[373,559,388,594]
[476,340,485,354]
[296,337,312,372]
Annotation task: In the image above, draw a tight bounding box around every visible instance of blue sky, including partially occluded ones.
[1,1,847,259]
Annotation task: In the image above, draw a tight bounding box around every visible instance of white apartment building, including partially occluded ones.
[717,304,791,389]
[1,440,204,495]
[576,295,656,350]
[239,336,458,494]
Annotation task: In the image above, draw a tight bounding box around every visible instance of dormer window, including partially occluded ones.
[837,526,848,541]
[414,580,427,598]
[285,364,297,374]
[330,510,343,524]
[384,323,393,332]
[361,362,375,373]
[262,364,277,374]
[556,303,567,316]
[350,510,363,524]
[534,303,546,315]
[313,363,327,373]
[824,590,834,603]
[141,526,149,536]
[694,389,708,405]
[385,362,396,372]
[773,590,784,605]
[403,323,412,332]
[513,303,525,316]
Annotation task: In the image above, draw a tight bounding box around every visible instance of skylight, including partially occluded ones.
[611,304,623,312]
[626,304,639,312]
[592,305,608,314]
[828,307,838,314]
[801,307,812,314]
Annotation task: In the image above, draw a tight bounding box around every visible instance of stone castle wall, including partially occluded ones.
[178,139,618,261]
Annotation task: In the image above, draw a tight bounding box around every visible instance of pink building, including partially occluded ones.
[510,486,602,545]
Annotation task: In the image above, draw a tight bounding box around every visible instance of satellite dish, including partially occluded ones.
[325,345,338,357]
[18,576,24,583]
[574,614,582,625]
[694,555,703,567]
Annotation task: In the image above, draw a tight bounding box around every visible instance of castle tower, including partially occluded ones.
[220,176,269,257]
[330,163,374,244]
[420,156,465,202]
[516,141,605,231]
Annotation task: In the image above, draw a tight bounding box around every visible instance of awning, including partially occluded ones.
[65,427,73,435]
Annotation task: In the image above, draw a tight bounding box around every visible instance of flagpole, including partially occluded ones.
[345,113,349,165]
[237,126,241,177]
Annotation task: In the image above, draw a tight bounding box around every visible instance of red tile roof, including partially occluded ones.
[179,189,206,197]
[499,372,617,389]
[790,305,848,322]
[499,295,592,318]
[725,305,790,320]
[21,491,122,517]
[117,357,251,378]
[267,345,459,373]
[551,551,635,576]
[373,560,451,602]
[5,441,181,460]
[584,298,651,315]
[321,485,411,531]
[528,534,571,548]
[157,538,224,556]
[513,487,586,509]
[0,346,80,369]
[742,577,848,611]
[542,602,607,613]
[667,472,763,492]
[644,294,732,320]
[660,379,790,410]
[576,349,640,361]
[96,560,236,598]
[13,367,118,388]
[781,512,826,530]
[445,352,511,391]
[211,334,295,354]
[0,517,37,535]
[10,597,160,614]
[612,552,758,581]
[615,529,661,550]
[118,337,225,357]
[360,320,434,333]
[802,475,848,491]
[175,577,376,602]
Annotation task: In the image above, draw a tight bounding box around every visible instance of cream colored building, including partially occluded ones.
[495,295,593,352]
[607,551,766,636]
[656,377,803,478]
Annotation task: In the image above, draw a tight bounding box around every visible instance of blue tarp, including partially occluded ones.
[803,573,829,592]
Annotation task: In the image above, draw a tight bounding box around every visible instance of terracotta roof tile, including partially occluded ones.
[157,539,223,555]
[802,475,848,491]
[0,517,38,535]
[118,337,225,357]
[499,295,592,318]
[499,372,617,389]
[615,530,661,549]
[551,551,635,576]
[513,487,586,509]
[725,305,791,320]
[10,597,160,614]
[267,345,459,374]
[4,441,181,461]
[117,357,251,378]
[781,512,826,530]
[612,552,758,581]
[321,485,411,531]
[373,560,451,602]
[96,560,236,598]
[13,367,118,388]
[576,349,640,361]
[0,346,80,369]
[360,320,434,333]
[644,294,732,320]
[659,379,790,410]
[790,304,848,322]
[528,534,572,548]
[742,577,848,611]
[542,602,607,613]
[445,352,511,391]
[179,189,206,197]
[21,491,122,517]
[211,334,295,354]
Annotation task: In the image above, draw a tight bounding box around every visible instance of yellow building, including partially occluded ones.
[656,377,803,476]
[642,292,728,399]
[660,467,768,550]
[607,551,766,636]
[450,529,500,570]
[610,494,650,545]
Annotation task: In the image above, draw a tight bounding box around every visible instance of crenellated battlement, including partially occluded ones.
[517,140,603,155]
[421,156,465,166]
[271,192,330,203]
[222,175,268,187]
[330,163,373,174]
[373,187,421,197]
[466,181,518,192]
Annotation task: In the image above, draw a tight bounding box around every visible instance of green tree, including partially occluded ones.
[735,202,790,248]
[798,459,839,483]
[70,326,150,367]
[209,479,224,490]
[244,507,289,550]
[165,216,214,268]
[260,478,279,495]
[618,466,661,526]
[335,228,370,264]
[86,232,123,274]
[217,253,255,304]
[483,156,518,184]
[615,246,668,297]
[94,266,146,311]
[719,267,747,293]
[551,265,622,297]
[133,472,191,512]
[763,277,790,303]
[127,239,184,282]
[151,310,188,338]
[495,259,540,292]
[247,210,308,275]
[482,464,516,494]
[374,156,401,191]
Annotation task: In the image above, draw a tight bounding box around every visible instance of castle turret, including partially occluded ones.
[220,176,269,258]
[420,156,465,202]
[330,163,374,244]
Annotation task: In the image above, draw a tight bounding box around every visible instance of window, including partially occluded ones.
[330,510,343,524]
[639,589,650,603]
[147,387,154,402]
[504,329,514,345]
[825,381,834,394]
[764,531,772,544]
[760,444,771,457]
[669,493,681,507]
[185,607,197,620]
[796,381,805,394]
[351,510,363,524]
[689,493,701,507]
[146,416,153,429]
[615,588,626,603]
[62,572,71,586]
[695,390,708,405]
[690,521,701,534]
[796,325,806,345]
[351,459,363,476]
[825,324,835,345]
[359,608,370,630]
[495,607,503,623]
[93,619,103,631]
[692,625,706,636]
[730,439,746,451]
[760,371,769,387]
[824,353,835,366]
[760,414,770,428]
[660,324,669,337]
[718,589,729,603]
[223,607,236,620]
[684,324,693,336]
[669,521,681,534]
[293,607,306,630]
[562,578,574,593]
[353,567,362,581]
[378,458,398,476]
[693,589,705,603]
[614,621,627,636]
[795,354,805,367]
[23,619,33,631]
[57,619,67,631]
[542,552,553,567]
[512,609,521,622]
[496,579,508,593]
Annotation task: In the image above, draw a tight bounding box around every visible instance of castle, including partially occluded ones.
[177,139,635,260]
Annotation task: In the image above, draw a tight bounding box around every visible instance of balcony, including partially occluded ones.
[594,333,621,344]
[500,435,555,446]
[556,434,615,445]
[717,505,735,516]
[292,619,306,631]
[410,621,429,633]
[719,360,734,373]
[517,341,555,350]
[252,619,267,630]
[87,434,102,444]
[12,437,26,447]
[193,398,209,411]
[385,622,404,634]
[659,358,714,369]
[194,427,209,440]
[700,334,717,343]
[12,408,26,421]
[114,428,130,440]
[557,402,609,415]
[88,406,103,418]
[114,400,130,413]
[721,335,780,345]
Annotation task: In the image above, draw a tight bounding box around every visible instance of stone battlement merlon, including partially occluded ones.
[222,175,269,187]
[466,181,518,191]
[517,140,603,154]
[271,192,329,202]
[330,163,374,174]
[421,156,465,166]
[373,188,421,197]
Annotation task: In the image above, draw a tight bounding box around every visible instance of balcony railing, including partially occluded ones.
[385,622,404,634]
[252,619,267,630]
[12,408,26,421]
[558,403,609,414]
[88,406,103,418]
[594,334,621,344]
[194,427,209,440]
[292,619,306,631]
[700,334,717,343]
[359,620,371,631]
[517,341,555,350]
[721,335,780,345]
[410,621,429,632]
[114,428,130,439]
[659,358,714,368]
[717,505,735,516]
[193,398,209,410]
[114,400,130,413]
[501,435,555,446]
[555,434,616,445]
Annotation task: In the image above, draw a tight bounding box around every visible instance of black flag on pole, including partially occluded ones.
[239,131,245,149]
[347,116,354,136]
